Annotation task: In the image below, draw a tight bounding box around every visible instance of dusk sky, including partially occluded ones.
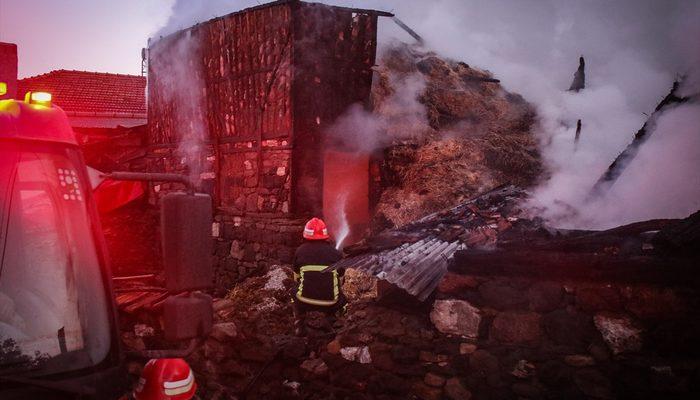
[0,0,173,78]
[0,0,404,78]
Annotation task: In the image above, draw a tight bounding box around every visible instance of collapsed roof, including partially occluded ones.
[332,185,531,301]
[334,184,700,300]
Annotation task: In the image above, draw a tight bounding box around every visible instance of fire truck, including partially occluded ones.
[0,86,213,398]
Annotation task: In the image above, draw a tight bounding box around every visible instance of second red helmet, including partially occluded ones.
[133,358,197,400]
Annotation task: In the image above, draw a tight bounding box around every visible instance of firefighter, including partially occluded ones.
[292,217,343,335]
[131,358,197,400]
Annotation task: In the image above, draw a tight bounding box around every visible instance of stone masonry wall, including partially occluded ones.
[181,260,700,400]
[416,272,700,399]
[211,214,306,294]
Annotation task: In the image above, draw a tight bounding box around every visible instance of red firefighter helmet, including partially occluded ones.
[303,217,329,240]
[133,358,197,400]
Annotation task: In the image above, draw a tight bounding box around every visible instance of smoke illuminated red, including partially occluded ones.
[323,151,370,249]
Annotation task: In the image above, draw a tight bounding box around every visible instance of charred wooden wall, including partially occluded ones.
[147,1,381,288]
[290,2,378,215]
[147,1,378,216]
[148,3,293,214]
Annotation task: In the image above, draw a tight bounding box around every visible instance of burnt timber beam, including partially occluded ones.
[568,56,585,92]
[589,79,690,197]
[392,16,424,44]
[574,119,582,145]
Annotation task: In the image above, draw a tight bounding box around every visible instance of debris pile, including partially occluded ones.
[334,185,532,301]
[371,43,542,229]
[176,192,700,400]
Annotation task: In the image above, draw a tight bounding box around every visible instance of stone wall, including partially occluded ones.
[211,214,306,294]
[259,268,699,400]
[417,272,700,399]
[144,142,302,292]
[176,258,700,400]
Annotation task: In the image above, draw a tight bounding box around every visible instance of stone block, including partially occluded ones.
[444,378,472,400]
[411,382,443,400]
[424,372,446,387]
[573,368,614,399]
[564,354,596,367]
[437,273,479,295]
[490,311,542,345]
[478,279,527,310]
[210,322,238,342]
[300,358,329,378]
[593,313,643,355]
[340,346,372,364]
[620,286,685,320]
[459,343,477,355]
[575,285,623,312]
[543,308,595,348]
[430,299,481,338]
[469,350,499,377]
[527,282,563,312]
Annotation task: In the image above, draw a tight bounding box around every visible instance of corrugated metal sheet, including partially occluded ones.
[334,238,462,301]
[330,185,527,301]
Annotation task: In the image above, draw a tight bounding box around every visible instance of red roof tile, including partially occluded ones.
[18,70,146,116]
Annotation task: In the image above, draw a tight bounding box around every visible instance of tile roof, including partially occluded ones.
[17,70,146,116]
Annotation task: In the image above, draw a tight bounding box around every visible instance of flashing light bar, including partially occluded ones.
[0,82,7,96]
[24,91,53,106]
[31,92,52,103]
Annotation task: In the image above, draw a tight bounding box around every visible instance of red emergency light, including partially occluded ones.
[0,82,7,96]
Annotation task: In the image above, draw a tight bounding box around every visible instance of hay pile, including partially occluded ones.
[371,43,542,229]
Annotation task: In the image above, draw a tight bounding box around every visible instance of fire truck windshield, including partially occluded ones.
[0,142,111,376]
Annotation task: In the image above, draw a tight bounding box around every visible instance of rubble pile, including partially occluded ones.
[371,43,542,229]
[334,185,534,301]
[180,190,700,399]
[212,215,306,295]
[187,267,300,398]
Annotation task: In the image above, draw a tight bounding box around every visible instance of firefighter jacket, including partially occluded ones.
[292,240,342,306]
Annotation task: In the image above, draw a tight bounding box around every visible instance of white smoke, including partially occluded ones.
[154,1,260,38]
[326,69,427,152]
[333,191,350,250]
[156,0,700,228]
[149,30,208,184]
[351,0,700,229]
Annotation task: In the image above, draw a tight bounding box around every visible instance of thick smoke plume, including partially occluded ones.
[156,0,700,229]
[325,70,427,152]
[350,0,700,229]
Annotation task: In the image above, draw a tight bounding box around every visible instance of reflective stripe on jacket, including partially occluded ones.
[296,265,339,306]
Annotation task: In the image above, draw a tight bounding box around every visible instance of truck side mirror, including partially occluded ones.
[163,293,213,341]
[161,192,213,291]
[161,192,214,341]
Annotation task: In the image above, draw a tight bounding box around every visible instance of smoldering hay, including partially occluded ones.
[155,0,700,229]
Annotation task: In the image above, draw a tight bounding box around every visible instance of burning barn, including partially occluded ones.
[147,0,392,286]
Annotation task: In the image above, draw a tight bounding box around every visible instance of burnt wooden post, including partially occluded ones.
[589,79,690,197]
[574,119,582,149]
[568,56,585,92]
